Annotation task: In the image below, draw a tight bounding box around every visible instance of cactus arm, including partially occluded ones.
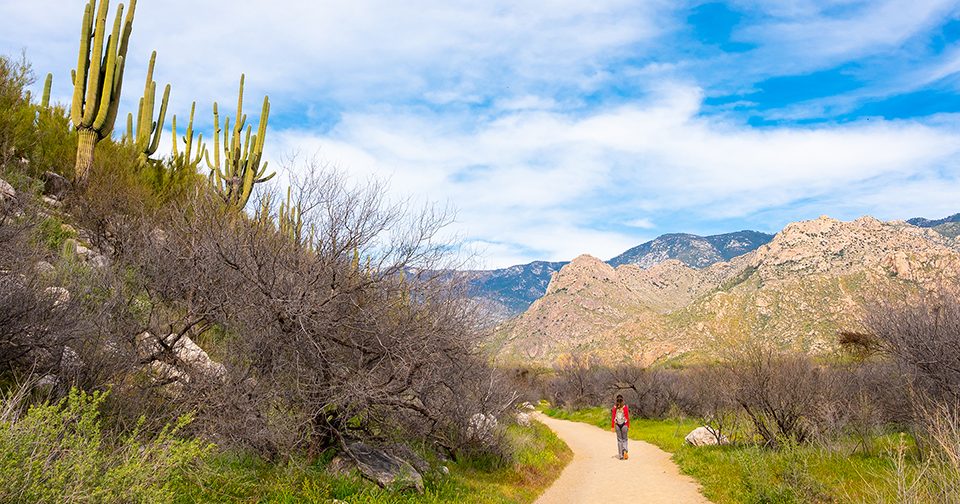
[71,1,93,126]
[171,114,179,158]
[81,0,111,128]
[41,73,52,109]
[92,5,123,131]
[100,54,124,138]
[123,112,133,143]
[146,83,169,155]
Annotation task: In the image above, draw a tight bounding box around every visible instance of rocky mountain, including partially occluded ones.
[608,231,773,268]
[908,213,960,239]
[468,230,772,318]
[464,261,568,318]
[494,215,960,366]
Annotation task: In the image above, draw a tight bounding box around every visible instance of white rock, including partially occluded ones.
[43,286,70,307]
[439,465,450,475]
[684,426,728,447]
[0,179,14,202]
[467,413,499,442]
[89,254,110,268]
[41,196,62,207]
[516,412,532,427]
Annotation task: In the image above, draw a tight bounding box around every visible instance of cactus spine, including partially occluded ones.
[205,74,275,210]
[123,51,169,162]
[171,101,204,170]
[71,0,136,184]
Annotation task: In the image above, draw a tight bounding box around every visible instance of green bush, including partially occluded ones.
[0,387,211,503]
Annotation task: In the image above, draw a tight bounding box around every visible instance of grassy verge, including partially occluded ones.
[176,420,572,503]
[542,406,912,503]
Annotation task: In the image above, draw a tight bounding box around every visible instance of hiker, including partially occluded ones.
[611,394,629,460]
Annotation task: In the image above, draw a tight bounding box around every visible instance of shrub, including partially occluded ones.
[0,386,211,503]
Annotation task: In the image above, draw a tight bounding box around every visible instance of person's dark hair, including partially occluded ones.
[616,394,624,403]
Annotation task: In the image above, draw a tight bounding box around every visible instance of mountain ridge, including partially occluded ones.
[493,214,960,366]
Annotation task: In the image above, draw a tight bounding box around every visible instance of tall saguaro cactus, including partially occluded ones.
[205,74,275,210]
[123,51,169,162]
[70,0,136,184]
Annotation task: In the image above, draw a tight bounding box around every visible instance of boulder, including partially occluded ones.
[467,412,499,443]
[387,444,430,474]
[684,426,728,447]
[516,412,532,427]
[41,171,70,199]
[0,178,14,202]
[347,442,424,493]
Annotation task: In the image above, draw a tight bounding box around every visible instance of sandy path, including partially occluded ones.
[534,413,711,504]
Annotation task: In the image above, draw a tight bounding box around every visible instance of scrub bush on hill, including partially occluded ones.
[0,385,210,503]
[96,164,518,460]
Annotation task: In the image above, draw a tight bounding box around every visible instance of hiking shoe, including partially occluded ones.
[623,451,629,460]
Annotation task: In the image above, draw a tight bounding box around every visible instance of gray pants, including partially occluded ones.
[615,423,628,458]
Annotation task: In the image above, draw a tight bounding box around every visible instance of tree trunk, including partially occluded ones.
[75,129,99,185]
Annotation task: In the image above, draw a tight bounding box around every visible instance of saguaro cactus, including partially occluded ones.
[205,74,275,209]
[71,0,137,184]
[123,51,169,162]
[171,101,204,170]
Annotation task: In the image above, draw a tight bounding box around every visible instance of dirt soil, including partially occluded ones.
[534,413,711,503]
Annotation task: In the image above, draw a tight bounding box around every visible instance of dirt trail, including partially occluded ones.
[534,413,711,504]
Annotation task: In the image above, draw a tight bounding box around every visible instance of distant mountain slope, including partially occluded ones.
[908,213,960,239]
[907,213,960,228]
[494,216,960,366]
[468,231,772,318]
[464,261,567,318]
[608,231,773,268]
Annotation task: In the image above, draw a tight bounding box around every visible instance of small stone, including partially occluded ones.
[516,411,532,427]
[439,465,450,475]
[60,224,77,235]
[89,254,110,268]
[41,196,62,207]
[75,244,94,259]
[43,286,71,307]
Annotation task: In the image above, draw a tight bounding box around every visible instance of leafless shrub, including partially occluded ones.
[676,366,739,444]
[550,354,607,408]
[726,347,827,447]
[861,289,960,412]
[104,162,513,460]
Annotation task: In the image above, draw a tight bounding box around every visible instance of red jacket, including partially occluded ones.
[611,405,630,428]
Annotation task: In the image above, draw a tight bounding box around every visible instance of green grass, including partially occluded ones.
[175,420,572,503]
[542,406,913,503]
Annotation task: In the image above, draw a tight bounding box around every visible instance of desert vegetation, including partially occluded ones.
[0,2,567,500]
[536,288,960,502]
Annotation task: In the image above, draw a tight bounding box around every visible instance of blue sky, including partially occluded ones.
[3,0,960,268]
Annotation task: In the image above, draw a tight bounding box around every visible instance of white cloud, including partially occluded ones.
[625,218,656,229]
[272,82,960,267]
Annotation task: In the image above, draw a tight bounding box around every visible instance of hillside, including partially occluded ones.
[495,216,960,366]
[468,230,772,317]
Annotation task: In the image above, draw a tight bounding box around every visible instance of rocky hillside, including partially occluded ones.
[607,230,773,268]
[494,216,960,366]
[468,230,771,318]
[464,261,568,318]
